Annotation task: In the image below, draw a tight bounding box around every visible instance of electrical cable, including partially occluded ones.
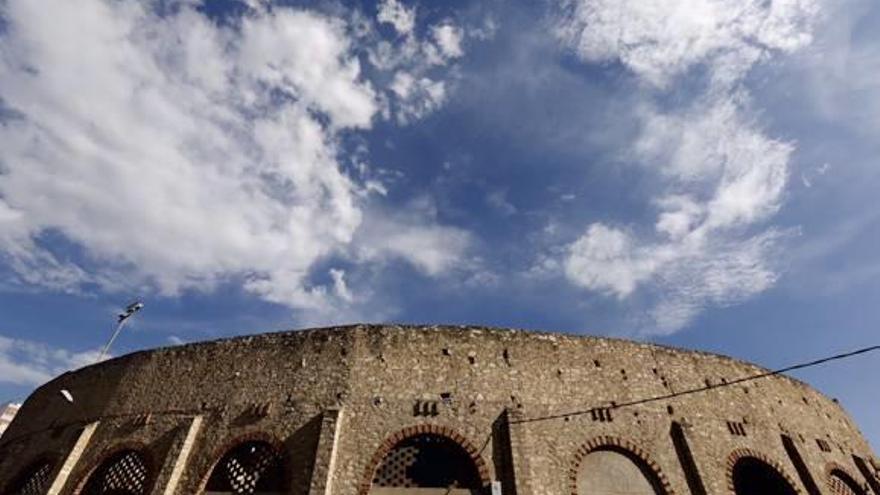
[509,344,880,425]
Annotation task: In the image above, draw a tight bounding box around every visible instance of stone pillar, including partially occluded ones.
[308,408,343,495]
[46,421,100,495]
[155,415,204,495]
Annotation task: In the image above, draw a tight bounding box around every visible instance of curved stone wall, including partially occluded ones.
[0,324,877,495]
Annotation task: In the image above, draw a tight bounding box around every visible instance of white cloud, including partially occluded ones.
[389,71,448,124]
[556,0,818,87]
[565,96,795,333]
[432,24,464,60]
[565,224,657,297]
[377,0,416,36]
[637,97,792,229]
[329,268,354,303]
[371,224,470,276]
[0,335,100,386]
[367,6,471,124]
[355,202,472,277]
[238,10,378,128]
[648,230,783,330]
[553,0,814,332]
[0,0,470,316]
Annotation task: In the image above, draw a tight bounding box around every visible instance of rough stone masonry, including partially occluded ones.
[0,324,877,495]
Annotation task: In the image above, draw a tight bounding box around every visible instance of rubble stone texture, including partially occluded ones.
[0,324,877,495]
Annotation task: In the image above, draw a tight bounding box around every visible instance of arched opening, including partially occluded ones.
[369,433,483,494]
[577,447,664,495]
[4,458,54,495]
[80,449,150,495]
[203,441,285,494]
[828,469,867,495]
[732,456,797,495]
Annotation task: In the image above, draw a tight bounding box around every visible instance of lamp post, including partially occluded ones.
[97,301,144,362]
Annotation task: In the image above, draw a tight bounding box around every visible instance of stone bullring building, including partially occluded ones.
[0,324,878,495]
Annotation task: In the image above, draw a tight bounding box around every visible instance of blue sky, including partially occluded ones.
[0,0,878,448]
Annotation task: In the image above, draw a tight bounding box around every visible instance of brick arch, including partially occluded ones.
[72,441,156,495]
[569,435,674,495]
[358,424,491,495]
[725,448,801,495]
[825,462,870,495]
[195,430,288,494]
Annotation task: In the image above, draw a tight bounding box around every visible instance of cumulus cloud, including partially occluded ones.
[365,223,470,276]
[0,0,471,316]
[367,3,470,124]
[354,199,472,277]
[0,335,99,386]
[565,224,656,298]
[377,0,416,36]
[431,24,465,60]
[555,0,815,332]
[389,71,448,123]
[556,0,818,88]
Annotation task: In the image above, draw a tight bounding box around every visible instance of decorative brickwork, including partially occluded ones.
[196,431,287,494]
[825,463,868,495]
[725,448,801,495]
[358,424,491,494]
[73,443,154,495]
[569,436,673,495]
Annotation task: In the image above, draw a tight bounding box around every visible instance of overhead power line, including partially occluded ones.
[510,344,880,425]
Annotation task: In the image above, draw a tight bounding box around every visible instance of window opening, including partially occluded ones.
[371,433,482,490]
[81,450,150,495]
[204,441,284,495]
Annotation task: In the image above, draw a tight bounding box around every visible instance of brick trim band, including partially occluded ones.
[358,424,491,495]
[825,462,869,495]
[726,448,801,495]
[569,435,674,495]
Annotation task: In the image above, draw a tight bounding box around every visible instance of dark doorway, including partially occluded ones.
[732,457,797,495]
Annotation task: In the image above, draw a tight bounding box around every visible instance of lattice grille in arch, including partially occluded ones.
[204,441,285,494]
[81,450,149,495]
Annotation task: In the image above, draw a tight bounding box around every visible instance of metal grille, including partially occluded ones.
[82,450,149,495]
[204,441,284,494]
[374,445,419,487]
[372,434,482,489]
[6,460,53,495]
[829,471,866,495]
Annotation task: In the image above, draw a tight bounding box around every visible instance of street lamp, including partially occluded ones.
[97,301,144,362]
